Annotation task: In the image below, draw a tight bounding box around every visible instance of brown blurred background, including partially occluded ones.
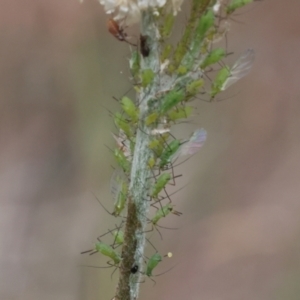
[1,0,300,299]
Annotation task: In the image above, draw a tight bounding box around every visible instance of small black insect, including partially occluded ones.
[140,35,150,57]
[131,264,139,274]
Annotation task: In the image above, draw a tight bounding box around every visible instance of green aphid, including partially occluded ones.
[167,63,176,74]
[148,133,170,157]
[149,139,164,157]
[167,106,193,121]
[159,139,181,168]
[196,9,215,40]
[112,181,128,216]
[121,96,139,123]
[200,48,226,69]
[141,69,154,87]
[151,203,182,225]
[186,79,204,98]
[173,29,190,68]
[146,253,162,277]
[150,173,171,198]
[160,13,175,39]
[129,50,140,79]
[161,44,173,63]
[227,0,253,14]
[148,156,156,169]
[95,242,121,265]
[182,9,214,70]
[148,139,161,150]
[112,230,124,245]
[145,112,159,126]
[114,112,132,138]
[177,65,188,75]
[210,66,231,99]
[114,148,131,173]
[194,9,215,47]
[160,89,185,115]
[110,169,128,216]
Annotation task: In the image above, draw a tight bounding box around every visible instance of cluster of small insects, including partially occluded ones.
[81,103,206,282]
[82,0,257,296]
[106,0,255,100]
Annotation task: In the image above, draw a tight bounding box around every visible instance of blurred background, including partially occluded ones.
[1,0,300,299]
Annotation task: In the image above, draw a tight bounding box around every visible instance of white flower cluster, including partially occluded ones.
[99,0,184,25]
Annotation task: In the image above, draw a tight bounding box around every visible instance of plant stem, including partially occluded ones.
[114,10,161,300]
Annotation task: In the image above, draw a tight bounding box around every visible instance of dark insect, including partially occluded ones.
[130,264,139,274]
[140,34,150,57]
[107,18,136,46]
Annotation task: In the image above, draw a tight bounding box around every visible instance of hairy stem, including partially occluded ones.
[114,10,161,300]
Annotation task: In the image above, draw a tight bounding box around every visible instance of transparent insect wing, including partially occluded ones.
[180,128,207,156]
[222,49,255,91]
[110,168,127,203]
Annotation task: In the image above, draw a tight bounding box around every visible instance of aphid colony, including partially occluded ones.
[105,5,255,105]
[82,0,256,292]
[81,91,208,282]
[81,220,173,282]
[81,122,206,280]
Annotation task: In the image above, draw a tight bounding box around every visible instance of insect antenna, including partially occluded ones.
[81,264,116,269]
[91,192,114,216]
[80,249,95,255]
